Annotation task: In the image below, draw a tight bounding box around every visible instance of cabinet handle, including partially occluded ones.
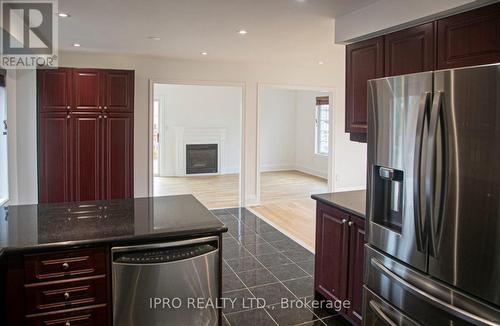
[104,116,108,119]
[62,262,69,270]
[98,106,102,109]
[348,221,353,226]
[65,322,71,326]
[341,218,347,224]
[66,106,70,109]
[66,115,70,119]
[64,292,70,300]
[99,115,102,119]
[104,106,108,110]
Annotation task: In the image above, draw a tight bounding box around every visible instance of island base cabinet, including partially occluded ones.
[314,202,365,325]
[26,304,108,326]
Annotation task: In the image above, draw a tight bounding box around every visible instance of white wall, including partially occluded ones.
[8,47,368,205]
[259,88,297,172]
[7,70,38,205]
[154,84,241,176]
[335,0,494,43]
[294,90,329,179]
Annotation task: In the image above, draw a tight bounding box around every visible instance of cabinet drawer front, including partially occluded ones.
[26,304,108,326]
[25,276,107,314]
[25,249,106,283]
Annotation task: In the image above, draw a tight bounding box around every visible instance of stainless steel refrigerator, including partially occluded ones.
[364,63,500,325]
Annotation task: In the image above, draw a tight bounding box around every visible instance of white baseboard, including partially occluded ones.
[244,195,259,206]
[259,164,295,172]
[293,164,328,179]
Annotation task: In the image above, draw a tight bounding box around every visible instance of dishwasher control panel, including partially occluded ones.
[114,242,217,264]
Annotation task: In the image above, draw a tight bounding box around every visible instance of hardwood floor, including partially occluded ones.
[154,174,240,209]
[154,170,327,251]
[250,170,327,251]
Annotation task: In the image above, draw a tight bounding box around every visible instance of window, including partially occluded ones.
[315,96,329,156]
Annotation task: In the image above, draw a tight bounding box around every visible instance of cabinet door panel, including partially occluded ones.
[437,2,500,69]
[346,37,384,135]
[38,69,72,112]
[71,114,102,201]
[38,113,70,203]
[73,69,102,111]
[347,215,365,326]
[103,113,133,199]
[104,70,134,112]
[314,203,349,303]
[385,22,435,76]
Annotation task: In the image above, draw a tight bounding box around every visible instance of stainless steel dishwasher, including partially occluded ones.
[112,236,219,326]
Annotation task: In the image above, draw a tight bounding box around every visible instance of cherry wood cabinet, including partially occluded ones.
[38,112,71,203]
[103,113,134,199]
[104,70,134,112]
[437,2,500,69]
[314,204,349,303]
[73,69,103,112]
[314,202,365,326]
[385,22,435,76]
[37,68,72,113]
[346,215,365,325]
[70,113,103,202]
[345,37,384,136]
[5,248,110,325]
[345,2,500,142]
[38,68,134,203]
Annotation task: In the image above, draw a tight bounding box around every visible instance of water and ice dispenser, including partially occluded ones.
[372,166,404,233]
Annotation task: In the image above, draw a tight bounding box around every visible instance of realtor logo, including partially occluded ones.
[0,0,58,69]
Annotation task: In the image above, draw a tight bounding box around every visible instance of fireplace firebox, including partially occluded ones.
[186,144,218,174]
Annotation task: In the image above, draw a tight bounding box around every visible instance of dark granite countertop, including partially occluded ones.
[0,195,226,255]
[311,190,366,218]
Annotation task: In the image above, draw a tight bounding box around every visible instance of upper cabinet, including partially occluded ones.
[345,37,384,136]
[345,2,500,142]
[437,2,500,69]
[104,70,134,112]
[385,22,435,76]
[73,69,103,112]
[37,68,72,112]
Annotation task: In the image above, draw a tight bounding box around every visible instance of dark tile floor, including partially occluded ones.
[211,208,350,326]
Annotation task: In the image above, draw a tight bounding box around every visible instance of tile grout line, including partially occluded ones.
[224,209,324,322]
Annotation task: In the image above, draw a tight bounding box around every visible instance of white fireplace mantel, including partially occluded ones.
[173,127,227,176]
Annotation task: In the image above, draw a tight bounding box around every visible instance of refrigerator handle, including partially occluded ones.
[425,91,447,258]
[413,92,431,253]
[368,300,398,326]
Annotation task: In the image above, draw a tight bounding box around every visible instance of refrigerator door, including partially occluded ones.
[428,64,500,307]
[367,72,432,272]
[364,245,500,326]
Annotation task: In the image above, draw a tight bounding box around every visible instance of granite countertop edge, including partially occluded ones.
[0,225,228,257]
[311,191,366,218]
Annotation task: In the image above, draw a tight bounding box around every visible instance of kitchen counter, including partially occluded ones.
[311,190,366,217]
[0,195,227,255]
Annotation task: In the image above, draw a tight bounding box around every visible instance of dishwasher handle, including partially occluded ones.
[112,236,219,265]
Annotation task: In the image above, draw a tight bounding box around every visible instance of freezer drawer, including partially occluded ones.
[364,245,500,326]
[112,237,219,326]
[363,286,420,326]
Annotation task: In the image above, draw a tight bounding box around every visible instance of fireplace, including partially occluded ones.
[186,144,218,174]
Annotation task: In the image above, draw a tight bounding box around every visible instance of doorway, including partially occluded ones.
[150,82,244,209]
[251,85,335,250]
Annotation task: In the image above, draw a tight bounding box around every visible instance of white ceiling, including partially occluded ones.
[58,0,378,65]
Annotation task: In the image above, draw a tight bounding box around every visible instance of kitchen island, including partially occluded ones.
[0,195,227,325]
